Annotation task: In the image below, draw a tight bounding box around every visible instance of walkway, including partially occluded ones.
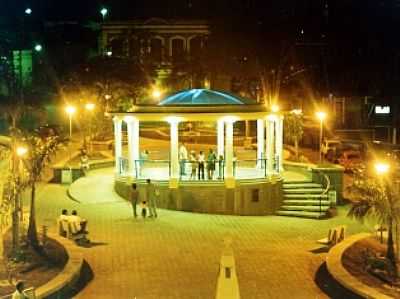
[34,168,371,299]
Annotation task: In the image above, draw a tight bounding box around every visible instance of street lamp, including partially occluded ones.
[25,8,32,15]
[375,162,390,175]
[34,44,42,52]
[152,88,162,100]
[100,8,108,21]
[271,104,280,113]
[85,103,95,152]
[16,146,28,157]
[65,105,76,139]
[316,111,327,164]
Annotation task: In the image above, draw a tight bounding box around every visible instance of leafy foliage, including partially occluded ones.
[347,169,400,270]
[284,112,304,160]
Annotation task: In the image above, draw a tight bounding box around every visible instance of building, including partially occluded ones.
[99,18,210,85]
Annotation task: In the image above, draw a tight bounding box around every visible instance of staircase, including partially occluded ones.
[276,181,331,219]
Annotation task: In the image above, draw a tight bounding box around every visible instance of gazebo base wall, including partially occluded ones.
[115,177,283,216]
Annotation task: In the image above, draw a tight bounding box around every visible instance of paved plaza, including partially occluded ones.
[33,168,371,299]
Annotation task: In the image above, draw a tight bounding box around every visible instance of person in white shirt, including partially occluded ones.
[57,209,70,237]
[69,210,88,234]
[198,151,205,180]
[12,281,27,299]
[179,143,188,176]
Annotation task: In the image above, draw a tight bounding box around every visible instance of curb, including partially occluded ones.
[34,233,84,299]
[326,233,392,299]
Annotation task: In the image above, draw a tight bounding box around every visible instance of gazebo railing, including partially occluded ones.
[134,159,170,180]
[118,157,129,175]
[123,158,278,181]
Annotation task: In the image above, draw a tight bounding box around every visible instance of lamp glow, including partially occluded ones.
[152,88,162,99]
[65,106,76,115]
[316,111,326,121]
[34,44,42,52]
[375,162,390,175]
[16,146,28,157]
[100,8,108,17]
[85,103,95,111]
[271,104,280,113]
[25,8,32,15]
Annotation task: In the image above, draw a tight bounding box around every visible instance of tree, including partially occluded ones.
[347,170,400,273]
[283,112,304,161]
[21,134,61,249]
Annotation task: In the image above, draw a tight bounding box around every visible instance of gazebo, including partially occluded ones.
[111,89,284,190]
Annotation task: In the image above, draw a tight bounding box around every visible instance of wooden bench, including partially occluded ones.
[317,225,346,246]
[58,220,87,243]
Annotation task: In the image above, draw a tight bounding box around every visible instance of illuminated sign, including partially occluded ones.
[375,105,390,114]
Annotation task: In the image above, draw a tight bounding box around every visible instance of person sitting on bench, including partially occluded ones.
[57,209,70,237]
[69,210,88,234]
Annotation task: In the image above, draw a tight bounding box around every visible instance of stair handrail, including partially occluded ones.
[314,170,331,215]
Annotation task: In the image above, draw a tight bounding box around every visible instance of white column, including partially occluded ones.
[266,117,275,174]
[169,119,180,188]
[225,119,235,188]
[113,117,122,174]
[257,119,265,168]
[217,120,225,158]
[126,117,140,177]
[276,116,284,172]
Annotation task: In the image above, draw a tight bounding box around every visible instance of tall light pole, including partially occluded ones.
[100,8,108,21]
[316,111,326,164]
[65,105,76,139]
[85,103,95,152]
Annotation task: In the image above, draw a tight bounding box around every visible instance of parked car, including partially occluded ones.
[337,150,363,172]
[321,139,341,161]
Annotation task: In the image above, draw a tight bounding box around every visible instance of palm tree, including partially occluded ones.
[21,134,60,249]
[347,170,400,273]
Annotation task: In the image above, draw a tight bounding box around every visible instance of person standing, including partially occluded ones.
[206,148,217,180]
[130,183,139,218]
[189,151,198,180]
[198,151,205,180]
[146,179,158,218]
[139,150,149,177]
[218,154,224,179]
[179,143,188,177]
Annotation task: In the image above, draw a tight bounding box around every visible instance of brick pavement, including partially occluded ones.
[33,168,371,299]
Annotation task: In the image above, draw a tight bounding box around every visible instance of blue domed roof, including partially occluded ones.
[158,89,247,106]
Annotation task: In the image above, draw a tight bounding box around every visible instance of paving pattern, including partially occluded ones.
[33,168,372,299]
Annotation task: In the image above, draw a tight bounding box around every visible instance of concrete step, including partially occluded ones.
[284,188,325,194]
[283,199,331,206]
[284,194,328,199]
[281,205,330,212]
[283,183,322,189]
[276,210,326,219]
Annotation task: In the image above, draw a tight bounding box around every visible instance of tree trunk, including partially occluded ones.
[387,218,397,275]
[294,138,299,161]
[27,183,39,249]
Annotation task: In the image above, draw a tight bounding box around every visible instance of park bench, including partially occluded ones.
[58,219,88,243]
[317,225,346,246]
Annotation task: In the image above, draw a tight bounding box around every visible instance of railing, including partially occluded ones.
[134,159,171,180]
[118,157,279,181]
[314,169,331,214]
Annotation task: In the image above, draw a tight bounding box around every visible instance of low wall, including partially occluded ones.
[326,233,392,299]
[35,234,84,299]
[115,177,283,216]
[283,161,344,203]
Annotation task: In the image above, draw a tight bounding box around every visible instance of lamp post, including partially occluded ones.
[316,111,326,164]
[16,146,28,223]
[100,8,108,21]
[85,103,95,152]
[65,105,76,139]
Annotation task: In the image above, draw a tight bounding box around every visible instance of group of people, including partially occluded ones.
[58,209,88,235]
[130,179,158,219]
[179,143,224,180]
